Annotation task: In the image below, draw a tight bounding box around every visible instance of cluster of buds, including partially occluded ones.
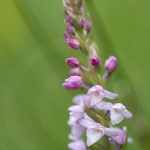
[62,0,133,150]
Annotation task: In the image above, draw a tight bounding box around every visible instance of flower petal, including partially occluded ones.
[104,128,119,137]
[96,101,113,110]
[110,110,124,125]
[68,140,87,150]
[121,109,132,118]
[90,94,103,106]
[86,128,104,146]
[104,90,118,99]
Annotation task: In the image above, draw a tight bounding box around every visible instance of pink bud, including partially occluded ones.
[104,56,117,72]
[66,58,79,68]
[62,76,83,90]
[82,18,91,31]
[70,68,80,76]
[67,23,75,35]
[89,56,100,66]
[64,31,71,39]
[66,39,80,50]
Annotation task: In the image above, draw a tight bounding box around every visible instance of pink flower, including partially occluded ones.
[109,127,133,145]
[104,56,117,72]
[66,39,80,50]
[79,119,119,146]
[87,85,118,106]
[89,56,100,66]
[96,102,132,125]
[82,18,91,31]
[68,140,87,150]
[66,58,80,68]
[68,105,84,119]
[110,103,132,125]
[70,68,80,76]
[62,76,83,90]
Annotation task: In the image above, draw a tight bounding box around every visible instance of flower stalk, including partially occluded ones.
[62,0,133,149]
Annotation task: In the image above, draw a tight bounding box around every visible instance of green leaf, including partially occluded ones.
[98,74,106,88]
[84,106,100,123]
[96,114,109,128]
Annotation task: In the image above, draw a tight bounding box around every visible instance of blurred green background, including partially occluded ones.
[0,0,150,149]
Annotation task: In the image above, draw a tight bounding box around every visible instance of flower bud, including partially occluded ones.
[104,56,117,72]
[89,56,100,66]
[82,18,91,31]
[67,23,75,35]
[66,39,80,50]
[66,58,79,68]
[62,76,83,90]
[79,5,84,15]
[89,45,100,66]
[64,31,71,39]
[70,68,80,76]
[65,14,73,24]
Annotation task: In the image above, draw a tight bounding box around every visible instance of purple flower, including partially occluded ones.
[110,103,132,125]
[96,102,132,125]
[86,123,119,146]
[89,45,100,66]
[67,23,75,35]
[65,14,73,24]
[69,124,86,140]
[73,94,98,111]
[87,85,118,106]
[68,116,86,140]
[73,94,91,107]
[70,68,80,76]
[89,56,100,66]
[79,119,119,146]
[109,127,133,145]
[82,18,91,31]
[66,39,80,50]
[109,127,127,145]
[64,31,71,39]
[104,56,117,72]
[68,105,84,119]
[62,76,83,90]
[66,58,80,68]
[68,140,87,150]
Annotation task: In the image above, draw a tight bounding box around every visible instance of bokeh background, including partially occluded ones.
[0,0,150,149]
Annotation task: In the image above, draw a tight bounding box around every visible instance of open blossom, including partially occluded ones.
[110,103,132,125]
[69,124,86,140]
[62,76,83,90]
[109,127,133,145]
[79,119,119,146]
[96,102,132,125]
[68,140,87,150]
[87,85,118,106]
[68,105,84,119]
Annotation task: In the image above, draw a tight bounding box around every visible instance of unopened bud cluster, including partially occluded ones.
[62,0,132,150]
